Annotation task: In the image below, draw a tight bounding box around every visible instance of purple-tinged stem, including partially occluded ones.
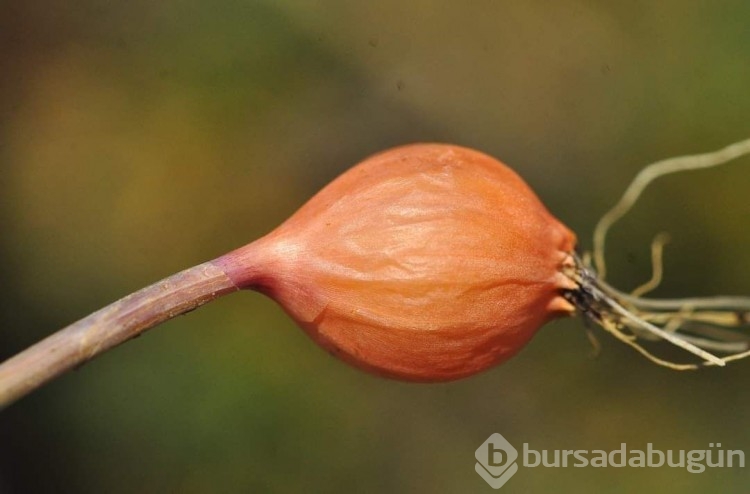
[0,261,238,409]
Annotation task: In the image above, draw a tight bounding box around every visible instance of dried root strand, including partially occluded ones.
[630,232,670,298]
[573,136,750,370]
[592,136,750,281]
[567,256,750,370]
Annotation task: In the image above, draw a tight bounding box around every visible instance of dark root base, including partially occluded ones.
[562,253,750,370]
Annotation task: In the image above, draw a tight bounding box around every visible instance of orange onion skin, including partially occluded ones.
[216,144,577,381]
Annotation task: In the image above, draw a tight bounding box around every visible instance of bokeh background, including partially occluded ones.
[2,1,750,492]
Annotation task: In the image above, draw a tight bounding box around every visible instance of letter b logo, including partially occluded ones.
[475,433,519,489]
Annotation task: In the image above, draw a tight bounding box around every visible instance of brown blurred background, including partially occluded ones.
[2,1,750,492]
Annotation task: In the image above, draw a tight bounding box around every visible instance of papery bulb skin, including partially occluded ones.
[217,144,577,381]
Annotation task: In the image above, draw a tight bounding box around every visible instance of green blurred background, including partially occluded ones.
[2,1,750,492]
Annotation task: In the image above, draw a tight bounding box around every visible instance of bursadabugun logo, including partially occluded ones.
[476,433,745,489]
[475,433,519,489]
